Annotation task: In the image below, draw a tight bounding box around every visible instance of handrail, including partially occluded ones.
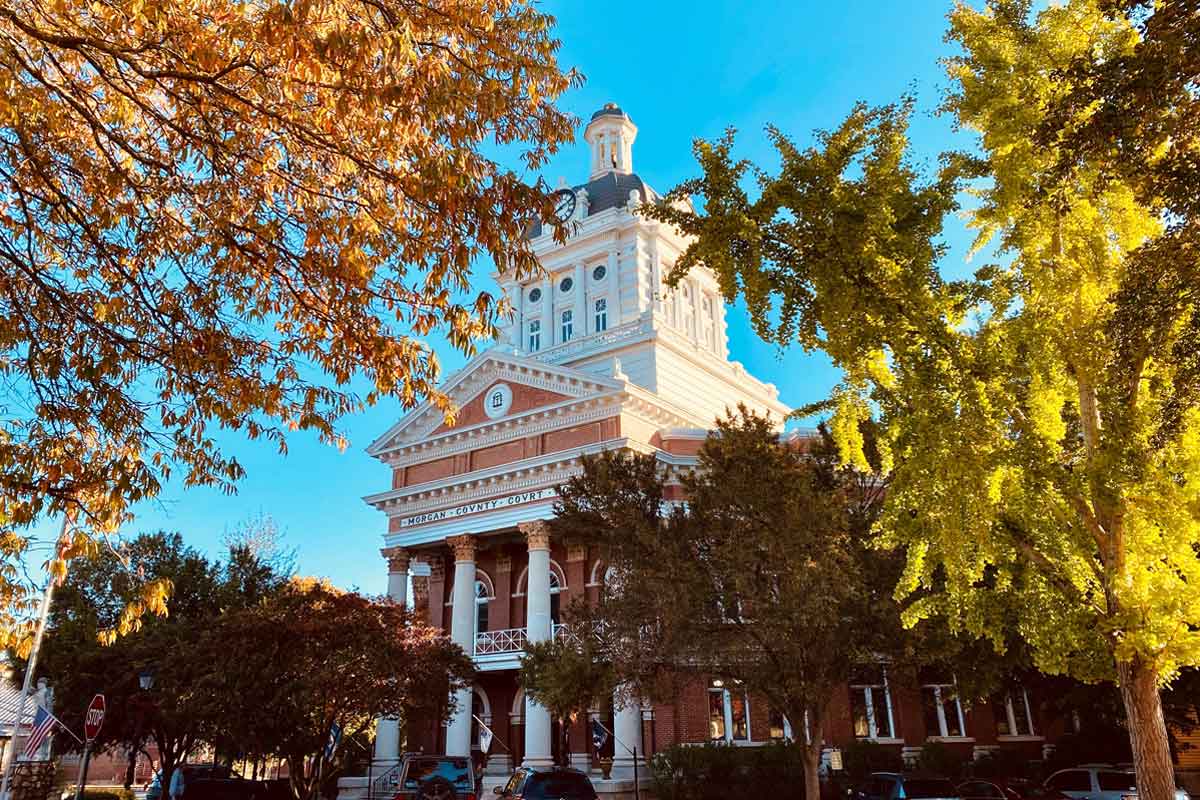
[473,623,596,655]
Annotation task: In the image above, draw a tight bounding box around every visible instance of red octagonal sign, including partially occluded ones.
[84,694,105,741]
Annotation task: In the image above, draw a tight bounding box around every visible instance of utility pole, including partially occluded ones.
[0,515,71,800]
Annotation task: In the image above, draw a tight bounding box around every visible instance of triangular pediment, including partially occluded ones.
[366,348,623,456]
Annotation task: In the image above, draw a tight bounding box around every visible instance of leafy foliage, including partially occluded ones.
[40,532,282,792]
[649,741,804,800]
[195,578,475,800]
[39,532,473,800]
[0,0,580,650]
[519,636,614,766]
[640,2,1198,798]
[550,409,906,800]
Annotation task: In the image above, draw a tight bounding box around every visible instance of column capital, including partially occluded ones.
[519,521,551,551]
[381,546,410,573]
[446,534,476,563]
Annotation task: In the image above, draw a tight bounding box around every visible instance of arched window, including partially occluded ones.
[549,570,562,625]
[470,687,493,750]
[516,562,566,626]
[475,579,490,636]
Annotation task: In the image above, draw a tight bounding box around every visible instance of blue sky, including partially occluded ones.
[34,1,987,594]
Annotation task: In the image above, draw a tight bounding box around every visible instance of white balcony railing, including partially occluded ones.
[473,624,573,656]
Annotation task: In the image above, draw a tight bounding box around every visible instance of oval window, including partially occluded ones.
[560,277,574,293]
[529,288,542,303]
[592,265,607,281]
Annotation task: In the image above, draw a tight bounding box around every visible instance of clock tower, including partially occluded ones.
[495,102,784,429]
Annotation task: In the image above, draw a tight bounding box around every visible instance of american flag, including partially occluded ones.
[23,706,56,758]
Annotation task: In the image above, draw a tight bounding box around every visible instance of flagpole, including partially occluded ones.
[0,514,70,800]
[593,719,639,800]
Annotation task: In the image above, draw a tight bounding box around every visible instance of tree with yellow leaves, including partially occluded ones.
[0,0,578,648]
[643,2,1198,799]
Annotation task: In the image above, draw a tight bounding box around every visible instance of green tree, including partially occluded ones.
[39,532,284,791]
[640,3,1199,798]
[519,635,615,767]
[0,0,579,652]
[550,410,903,800]
[196,579,474,800]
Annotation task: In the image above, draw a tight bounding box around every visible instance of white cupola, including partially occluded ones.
[583,103,637,180]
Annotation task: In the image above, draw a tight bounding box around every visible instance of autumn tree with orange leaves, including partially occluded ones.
[0,0,578,647]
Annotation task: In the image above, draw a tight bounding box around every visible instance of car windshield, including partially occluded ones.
[524,772,594,800]
[403,758,472,789]
[904,780,959,799]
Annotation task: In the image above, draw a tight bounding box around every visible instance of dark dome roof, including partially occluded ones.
[590,102,629,121]
[524,172,658,239]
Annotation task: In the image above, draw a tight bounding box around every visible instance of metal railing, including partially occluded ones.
[473,624,573,655]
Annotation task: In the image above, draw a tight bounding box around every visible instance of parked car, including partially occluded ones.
[392,754,478,800]
[960,778,1069,800]
[492,767,597,800]
[1044,766,1189,800]
[850,773,962,800]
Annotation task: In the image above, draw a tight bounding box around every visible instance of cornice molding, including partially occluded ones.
[386,394,623,468]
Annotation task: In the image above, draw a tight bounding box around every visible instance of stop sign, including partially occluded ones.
[84,694,105,741]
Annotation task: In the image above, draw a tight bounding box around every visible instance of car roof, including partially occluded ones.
[525,767,588,775]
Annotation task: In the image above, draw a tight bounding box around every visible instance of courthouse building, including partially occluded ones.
[353,105,1088,791]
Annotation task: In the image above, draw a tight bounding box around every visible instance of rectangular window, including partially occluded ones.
[708,680,750,743]
[528,320,541,352]
[561,309,573,342]
[594,298,608,332]
[850,665,895,740]
[921,684,965,738]
[995,689,1035,737]
[729,690,749,741]
[768,709,787,741]
[708,688,726,741]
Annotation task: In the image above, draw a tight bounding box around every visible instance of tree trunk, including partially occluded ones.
[802,739,822,800]
[1116,656,1176,800]
[123,746,137,790]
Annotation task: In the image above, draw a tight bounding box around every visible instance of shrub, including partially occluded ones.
[80,790,135,800]
[649,741,803,800]
[841,740,904,780]
[917,742,967,779]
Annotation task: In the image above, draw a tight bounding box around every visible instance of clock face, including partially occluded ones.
[552,189,576,222]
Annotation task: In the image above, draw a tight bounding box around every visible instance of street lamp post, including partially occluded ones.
[124,668,156,791]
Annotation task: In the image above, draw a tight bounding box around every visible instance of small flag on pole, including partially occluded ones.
[472,715,495,754]
[591,718,609,751]
[324,723,342,760]
[24,707,55,758]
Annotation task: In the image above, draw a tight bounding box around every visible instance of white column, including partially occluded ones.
[612,687,644,779]
[519,521,554,767]
[505,281,522,350]
[374,547,410,763]
[446,535,477,758]
[607,248,621,327]
[541,276,554,348]
[689,280,702,343]
[573,262,586,337]
[383,547,410,608]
